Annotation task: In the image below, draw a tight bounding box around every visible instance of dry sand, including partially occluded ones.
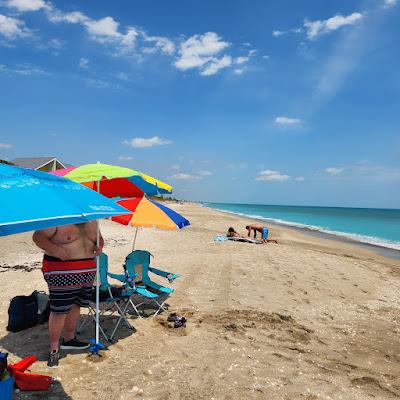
[0,203,400,400]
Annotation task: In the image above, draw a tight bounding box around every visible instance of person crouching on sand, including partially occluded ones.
[245,224,278,244]
[33,222,103,367]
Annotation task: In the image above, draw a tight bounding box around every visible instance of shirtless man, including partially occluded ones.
[33,222,104,367]
[245,224,278,243]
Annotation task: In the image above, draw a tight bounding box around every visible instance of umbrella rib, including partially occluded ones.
[0,211,121,226]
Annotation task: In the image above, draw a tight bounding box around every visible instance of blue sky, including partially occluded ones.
[0,0,399,208]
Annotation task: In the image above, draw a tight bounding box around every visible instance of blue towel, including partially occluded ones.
[214,235,228,242]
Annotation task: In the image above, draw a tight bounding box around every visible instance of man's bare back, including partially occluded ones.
[33,222,102,260]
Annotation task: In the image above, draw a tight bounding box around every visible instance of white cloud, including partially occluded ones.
[235,56,249,64]
[234,68,244,75]
[85,78,109,89]
[142,33,175,55]
[295,176,305,181]
[198,170,212,176]
[352,163,400,183]
[201,55,232,76]
[171,173,202,181]
[275,116,302,125]
[323,163,400,183]
[170,164,180,170]
[3,2,249,76]
[174,32,231,75]
[255,169,290,182]
[48,38,62,49]
[47,10,88,24]
[0,14,30,39]
[85,16,120,38]
[118,156,133,161]
[45,8,140,55]
[383,0,397,8]
[325,167,344,175]
[123,136,172,148]
[6,0,47,12]
[0,143,12,148]
[0,63,48,75]
[115,72,128,81]
[304,12,364,40]
[79,57,90,69]
[272,30,285,37]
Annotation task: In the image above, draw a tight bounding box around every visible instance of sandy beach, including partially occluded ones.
[0,202,399,400]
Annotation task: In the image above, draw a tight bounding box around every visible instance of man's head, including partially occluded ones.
[245,225,250,230]
[228,227,235,233]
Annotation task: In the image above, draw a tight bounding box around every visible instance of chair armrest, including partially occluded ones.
[107,272,127,282]
[149,267,179,282]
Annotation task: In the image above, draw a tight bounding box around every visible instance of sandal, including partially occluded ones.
[174,317,187,328]
[167,313,178,322]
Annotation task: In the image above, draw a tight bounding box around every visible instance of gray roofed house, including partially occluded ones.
[11,157,68,172]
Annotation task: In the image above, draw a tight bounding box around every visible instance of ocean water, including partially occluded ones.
[205,203,400,251]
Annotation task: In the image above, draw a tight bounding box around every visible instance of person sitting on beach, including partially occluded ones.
[245,224,278,244]
[33,222,103,367]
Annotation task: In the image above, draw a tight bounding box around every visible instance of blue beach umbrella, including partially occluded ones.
[0,164,128,353]
[0,164,127,235]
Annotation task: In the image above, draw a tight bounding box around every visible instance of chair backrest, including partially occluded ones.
[124,250,152,284]
[98,253,109,290]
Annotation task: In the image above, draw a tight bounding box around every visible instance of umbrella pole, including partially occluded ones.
[95,220,100,346]
[90,180,103,355]
[132,227,138,251]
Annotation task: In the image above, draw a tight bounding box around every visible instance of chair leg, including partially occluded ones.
[88,307,109,341]
[77,314,90,333]
[152,299,168,318]
[110,300,133,340]
[128,298,143,318]
[78,304,110,341]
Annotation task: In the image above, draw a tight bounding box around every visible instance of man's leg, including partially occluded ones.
[49,312,67,352]
[59,286,91,350]
[63,304,81,342]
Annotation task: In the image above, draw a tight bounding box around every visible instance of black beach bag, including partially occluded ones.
[6,291,50,332]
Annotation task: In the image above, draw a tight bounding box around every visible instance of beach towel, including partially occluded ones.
[214,235,228,241]
[227,237,261,244]
[214,235,261,244]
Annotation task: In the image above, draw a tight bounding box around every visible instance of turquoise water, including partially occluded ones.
[205,203,400,250]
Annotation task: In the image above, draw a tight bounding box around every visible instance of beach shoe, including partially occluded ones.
[60,337,90,350]
[167,312,178,322]
[47,350,59,368]
[174,317,187,328]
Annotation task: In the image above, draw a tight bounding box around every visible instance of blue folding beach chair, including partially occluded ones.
[121,250,179,318]
[78,253,134,341]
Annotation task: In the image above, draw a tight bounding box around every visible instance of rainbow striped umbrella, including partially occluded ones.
[52,163,172,198]
[112,197,190,249]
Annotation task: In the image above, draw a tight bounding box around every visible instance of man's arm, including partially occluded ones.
[32,228,70,260]
[85,221,104,256]
[95,233,104,256]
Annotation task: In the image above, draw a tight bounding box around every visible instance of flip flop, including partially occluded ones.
[174,317,187,328]
[167,313,178,322]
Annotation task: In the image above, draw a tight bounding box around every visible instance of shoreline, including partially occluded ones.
[202,203,400,261]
